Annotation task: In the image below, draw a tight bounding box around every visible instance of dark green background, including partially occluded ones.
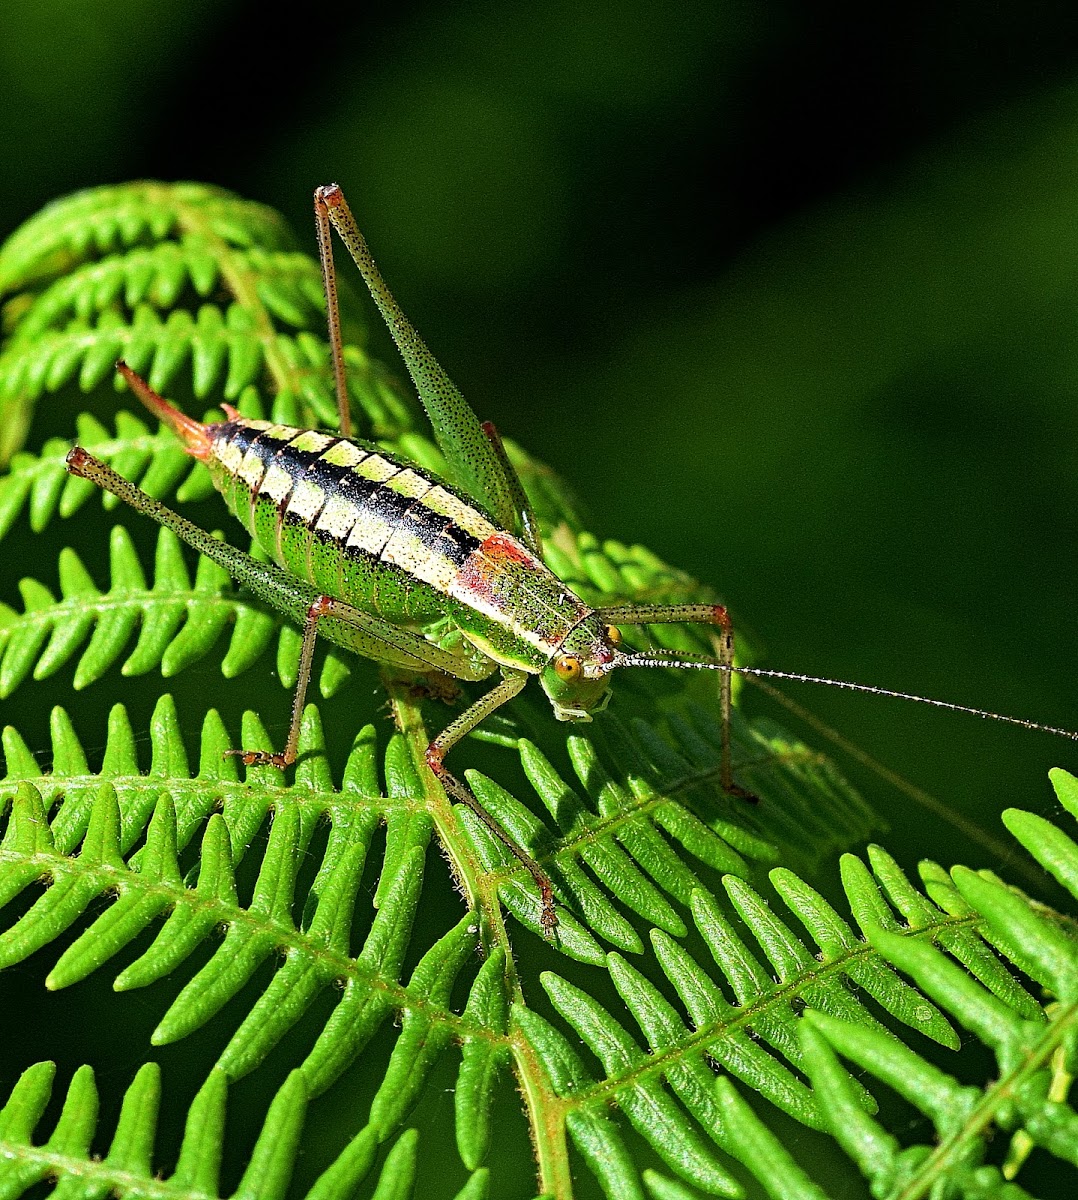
[2,2,1078,1192]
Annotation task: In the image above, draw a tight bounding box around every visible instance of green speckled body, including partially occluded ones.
[203,414,603,676]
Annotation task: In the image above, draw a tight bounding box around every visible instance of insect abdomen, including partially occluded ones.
[206,418,499,622]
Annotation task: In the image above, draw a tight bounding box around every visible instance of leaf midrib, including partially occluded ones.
[566,908,985,1110]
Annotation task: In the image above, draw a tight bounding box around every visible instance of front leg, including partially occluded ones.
[598,601,758,803]
[424,669,559,933]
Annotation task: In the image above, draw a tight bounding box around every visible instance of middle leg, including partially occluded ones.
[425,670,560,933]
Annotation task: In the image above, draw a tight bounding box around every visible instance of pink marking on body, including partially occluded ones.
[451,554,499,607]
[449,533,536,605]
[220,403,242,421]
[116,361,213,461]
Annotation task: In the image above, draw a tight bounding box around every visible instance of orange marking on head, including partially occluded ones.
[220,403,242,421]
[116,361,213,461]
[479,532,533,565]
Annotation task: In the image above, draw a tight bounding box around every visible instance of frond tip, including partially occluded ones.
[797,769,1078,1199]
[0,522,352,697]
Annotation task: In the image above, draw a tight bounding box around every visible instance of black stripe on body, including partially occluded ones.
[231,423,296,476]
[211,420,495,606]
[434,520,481,563]
[229,421,276,459]
[210,420,593,661]
[212,423,292,530]
[268,435,484,595]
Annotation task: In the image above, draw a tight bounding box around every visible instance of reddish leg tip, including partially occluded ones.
[224,748,288,769]
[315,183,343,208]
[725,782,760,805]
[307,595,335,619]
[538,882,559,934]
[711,604,732,632]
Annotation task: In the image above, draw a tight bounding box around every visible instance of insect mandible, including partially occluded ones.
[65,183,1078,933]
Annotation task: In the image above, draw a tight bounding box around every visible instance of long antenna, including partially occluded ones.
[619,651,1078,741]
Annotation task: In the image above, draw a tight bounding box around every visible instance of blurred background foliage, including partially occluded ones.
[2,0,1078,1191]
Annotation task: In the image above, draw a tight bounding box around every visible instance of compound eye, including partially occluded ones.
[605,624,622,646]
[554,654,582,681]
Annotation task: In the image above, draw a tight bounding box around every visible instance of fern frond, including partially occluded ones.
[0,182,291,287]
[0,1059,437,1200]
[0,408,209,543]
[0,522,355,697]
[0,182,415,465]
[1,704,386,966]
[449,705,876,952]
[0,698,522,1171]
[8,182,1073,1198]
[509,786,1078,1198]
[5,694,1077,1196]
[790,768,1078,1200]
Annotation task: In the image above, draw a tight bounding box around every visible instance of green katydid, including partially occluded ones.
[65,183,1078,933]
